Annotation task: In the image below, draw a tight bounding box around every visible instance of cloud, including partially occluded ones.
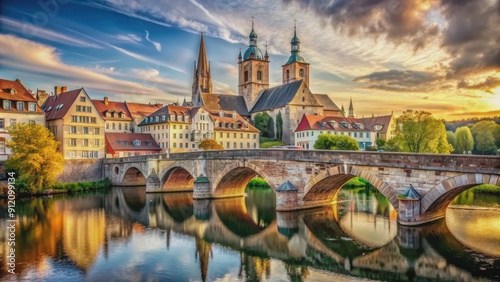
[353,69,444,92]
[0,16,101,48]
[0,34,186,103]
[458,76,500,94]
[144,30,161,52]
[114,33,142,44]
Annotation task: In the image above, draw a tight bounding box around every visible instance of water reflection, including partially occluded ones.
[0,187,498,281]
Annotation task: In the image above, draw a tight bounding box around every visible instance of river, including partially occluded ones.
[0,186,499,281]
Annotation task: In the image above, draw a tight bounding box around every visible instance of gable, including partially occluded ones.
[250,80,303,113]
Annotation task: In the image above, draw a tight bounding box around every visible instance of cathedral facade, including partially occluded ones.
[192,21,343,145]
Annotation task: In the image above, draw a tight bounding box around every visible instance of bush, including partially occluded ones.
[261,141,285,148]
[472,184,500,194]
[247,177,271,189]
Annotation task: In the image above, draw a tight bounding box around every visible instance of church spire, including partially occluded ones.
[192,32,212,99]
[348,98,355,118]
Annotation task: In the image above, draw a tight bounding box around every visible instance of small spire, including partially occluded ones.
[265,43,269,59]
[238,48,242,59]
[252,16,254,30]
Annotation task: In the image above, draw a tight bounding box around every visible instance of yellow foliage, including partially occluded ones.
[6,123,64,192]
[198,139,224,150]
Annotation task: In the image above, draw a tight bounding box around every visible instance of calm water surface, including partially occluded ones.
[0,187,499,282]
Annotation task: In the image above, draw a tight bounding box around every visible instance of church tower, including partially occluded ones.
[192,32,212,105]
[282,22,309,86]
[238,18,270,111]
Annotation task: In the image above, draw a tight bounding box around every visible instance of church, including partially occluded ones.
[190,21,343,145]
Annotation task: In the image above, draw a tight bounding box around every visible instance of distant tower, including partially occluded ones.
[282,21,309,86]
[348,98,355,118]
[341,103,346,117]
[192,32,212,105]
[238,18,270,111]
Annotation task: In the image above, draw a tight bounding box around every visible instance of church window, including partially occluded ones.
[286,69,290,80]
[257,70,262,81]
[299,68,304,78]
[244,71,249,82]
[302,97,305,102]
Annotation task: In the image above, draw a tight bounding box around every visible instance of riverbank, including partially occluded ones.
[0,178,111,198]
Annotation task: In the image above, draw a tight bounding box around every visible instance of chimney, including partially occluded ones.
[54,86,62,95]
[104,97,109,105]
[61,86,67,93]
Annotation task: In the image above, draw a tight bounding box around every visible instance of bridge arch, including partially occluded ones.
[303,165,398,210]
[211,161,276,197]
[160,164,195,191]
[120,166,147,186]
[421,174,499,220]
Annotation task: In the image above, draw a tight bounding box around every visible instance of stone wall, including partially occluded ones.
[57,159,103,183]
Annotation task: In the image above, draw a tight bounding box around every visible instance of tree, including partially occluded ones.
[267,116,275,138]
[253,112,270,137]
[392,110,453,154]
[446,131,456,153]
[376,138,386,148]
[454,126,473,154]
[314,134,360,150]
[6,123,64,193]
[276,111,283,140]
[198,139,224,150]
[470,121,499,155]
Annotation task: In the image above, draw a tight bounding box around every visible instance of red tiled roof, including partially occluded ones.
[358,115,394,133]
[42,88,83,120]
[125,102,164,119]
[295,114,371,132]
[209,110,259,132]
[0,78,44,113]
[105,133,161,151]
[92,99,133,121]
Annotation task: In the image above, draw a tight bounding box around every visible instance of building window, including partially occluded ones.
[257,70,262,80]
[94,139,99,146]
[70,139,77,146]
[70,126,76,134]
[17,102,24,111]
[69,151,76,158]
[226,142,230,148]
[299,68,304,78]
[0,138,5,154]
[233,142,236,148]
[29,102,36,111]
[173,143,176,148]
[286,69,290,80]
[125,124,128,131]
[3,100,11,110]
[219,132,223,138]
[83,139,89,146]
[173,133,176,139]
[91,117,96,123]
[80,96,86,102]
[106,123,109,129]
[83,127,89,134]
[112,123,115,130]
[185,133,188,139]
[240,142,243,149]
[119,123,122,130]
[0,119,4,129]
[10,119,17,126]
[82,151,88,158]
[95,128,100,135]
[192,143,195,148]
[233,133,236,138]
[227,133,229,138]
[244,70,249,82]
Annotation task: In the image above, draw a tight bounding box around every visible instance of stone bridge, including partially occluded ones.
[103,149,500,225]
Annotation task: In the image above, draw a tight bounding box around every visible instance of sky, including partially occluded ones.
[0,0,499,120]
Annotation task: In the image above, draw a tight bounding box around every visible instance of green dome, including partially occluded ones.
[291,33,300,44]
[243,46,264,60]
[285,53,306,65]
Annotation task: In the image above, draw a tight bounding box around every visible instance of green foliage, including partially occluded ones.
[446,131,456,152]
[253,112,270,137]
[49,178,112,193]
[376,138,386,148]
[382,138,402,152]
[260,141,285,148]
[314,133,360,150]
[470,121,499,155]
[276,111,283,140]
[6,123,64,193]
[247,177,271,190]
[472,184,500,194]
[198,139,224,150]
[260,137,281,143]
[392,110,453,154]
[455,126,474,154]
[342,177,373,188]
[267,116,275,138]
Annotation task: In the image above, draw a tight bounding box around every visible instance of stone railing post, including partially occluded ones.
[275,181,299,211]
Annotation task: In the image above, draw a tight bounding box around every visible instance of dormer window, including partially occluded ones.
[17,102,24,111]
[121,113,125,118]
[113,112,118,118]
[219,111,224,117]
[374,125,383,131]
[133,140,141,146]
[162,115,166,121]
[106,112,111,117]
[29,102,36,111]
[184,116,188,122]
[155,116,159,122]
[3,100,11,110]
[232,112,236,118]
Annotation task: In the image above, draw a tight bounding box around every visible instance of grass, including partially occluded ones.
[260,141,286,148]
[48,178,112,193]
[247,177,271,190]
[472,184,500,194]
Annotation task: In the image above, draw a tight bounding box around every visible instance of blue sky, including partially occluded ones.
[1,0,499,119]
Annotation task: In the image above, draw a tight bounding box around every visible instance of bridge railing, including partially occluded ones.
[103,149,500,173]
